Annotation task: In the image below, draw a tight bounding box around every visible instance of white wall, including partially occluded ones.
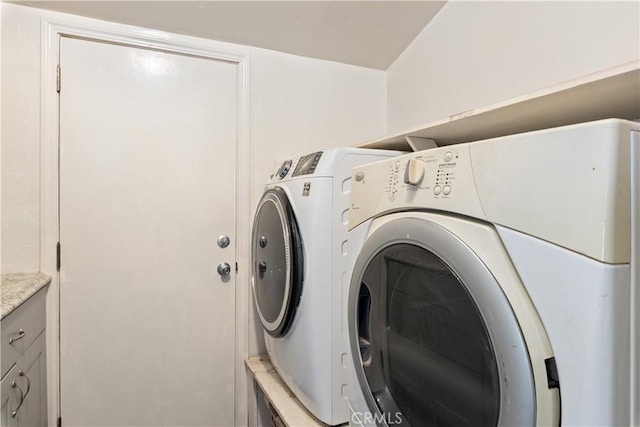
[1,4,42,272]
[387,1,640,133]
[0,3,3,277]
[1,5,386,424]
[249,48,387,222]
[1,2,386,276]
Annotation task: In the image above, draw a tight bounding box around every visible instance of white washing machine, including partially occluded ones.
[251,147,400,425]
[344,119,640,426]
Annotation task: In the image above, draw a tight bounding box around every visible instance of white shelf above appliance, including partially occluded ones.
[357,61,640,151]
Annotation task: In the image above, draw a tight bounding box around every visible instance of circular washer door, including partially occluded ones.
[349,216,541,426]
[251,187,304,337]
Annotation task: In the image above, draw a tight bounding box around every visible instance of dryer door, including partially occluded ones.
[348,216,545,426]
[251,187,304,338]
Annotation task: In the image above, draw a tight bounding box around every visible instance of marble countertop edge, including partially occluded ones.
[1,272,52,319]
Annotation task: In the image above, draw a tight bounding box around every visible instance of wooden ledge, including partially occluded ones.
[246,355,327,427]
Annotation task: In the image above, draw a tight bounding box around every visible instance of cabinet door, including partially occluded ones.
[1,289,47,379]
[13,333,46,427]
[1,365,20,427]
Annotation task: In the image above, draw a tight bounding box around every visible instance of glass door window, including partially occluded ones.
[356,243,499,426]
[349,216,540,427]
[251,187,303,337]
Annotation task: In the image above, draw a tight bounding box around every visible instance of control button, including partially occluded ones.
[277,160,292,179]
[443,151,453,162]
[433,186,441,195]
[354,171,365,182]
[443,185,451,195]
[404,159,426,186]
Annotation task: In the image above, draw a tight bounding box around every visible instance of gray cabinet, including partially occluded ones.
[1,287,47,427]
[1,368,18,427]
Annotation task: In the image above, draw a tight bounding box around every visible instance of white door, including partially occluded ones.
[59,36,237,426]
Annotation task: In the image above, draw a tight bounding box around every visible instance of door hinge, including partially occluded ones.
[235,262,238,273]
[57,416,62,427]
[56,65,61,93]
[56,242,61,271]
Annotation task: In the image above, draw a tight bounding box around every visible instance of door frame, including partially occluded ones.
[631,129,639,425]
[40,13,251,426]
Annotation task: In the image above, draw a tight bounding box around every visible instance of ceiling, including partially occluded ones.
[15,1,446,70]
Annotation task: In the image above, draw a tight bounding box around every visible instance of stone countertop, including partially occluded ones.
[1,273,51,319]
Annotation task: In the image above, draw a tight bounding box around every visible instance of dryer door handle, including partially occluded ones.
[357,283,372,367]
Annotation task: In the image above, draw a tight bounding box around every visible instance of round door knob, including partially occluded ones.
[217,262,231,276]
[258,261,267,273]
[217,235,230,249]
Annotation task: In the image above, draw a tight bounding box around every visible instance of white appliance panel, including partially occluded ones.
[345,119,639,426]
[254,147,401,425]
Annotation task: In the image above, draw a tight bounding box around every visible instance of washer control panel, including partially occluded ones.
[383,149,460,202]
[270,151,323,182]
[384,160,401,201]
[433,150,458,197]
[292,151,323,177]
[350,143,485,228]
[276,159,293,179]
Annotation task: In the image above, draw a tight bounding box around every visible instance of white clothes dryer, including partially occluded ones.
[345,119,640,426]
[251,147,400,425]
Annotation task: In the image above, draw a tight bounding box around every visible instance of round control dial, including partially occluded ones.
[404,158,426,186]
[276,160,292,179]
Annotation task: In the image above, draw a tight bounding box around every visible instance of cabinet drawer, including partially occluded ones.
[1,362,19,427]
[1,287,47,379]
[1,333,47,426]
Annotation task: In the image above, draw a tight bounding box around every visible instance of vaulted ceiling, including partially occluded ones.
[15,1,446,70]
